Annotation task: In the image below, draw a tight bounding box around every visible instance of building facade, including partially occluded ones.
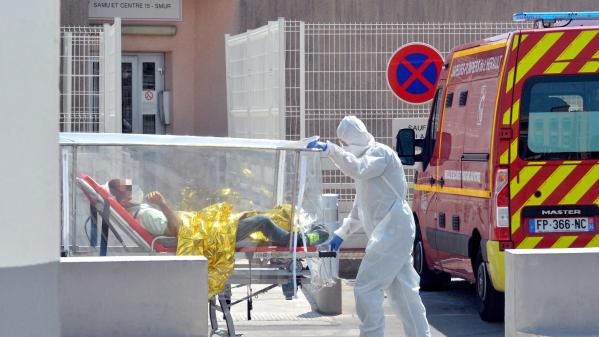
[62,0,598,136]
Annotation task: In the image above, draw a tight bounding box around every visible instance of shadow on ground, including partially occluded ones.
[420,280,504,337]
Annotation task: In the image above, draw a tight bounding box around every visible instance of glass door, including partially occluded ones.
[121,53,165,134]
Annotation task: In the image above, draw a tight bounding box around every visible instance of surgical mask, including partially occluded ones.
[129,185,144,205]
[343,143,370,157]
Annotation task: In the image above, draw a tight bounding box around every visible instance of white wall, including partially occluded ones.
[506,248,599,337]
[0,1,60,336]
[60,256,209,337]
[0,0,60,267]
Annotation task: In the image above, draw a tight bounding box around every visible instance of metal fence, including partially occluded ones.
[60,19,121,133]
[282,21,530,211]
[225,20,532,213]
[225,20,286,140]
[60,26,103,132]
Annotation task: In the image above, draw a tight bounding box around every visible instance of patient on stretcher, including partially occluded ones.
[107,178,329,247]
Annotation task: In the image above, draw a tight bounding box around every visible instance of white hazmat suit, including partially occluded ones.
[324,116,431,337]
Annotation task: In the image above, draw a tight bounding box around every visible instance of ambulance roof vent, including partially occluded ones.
[513,11,599,28]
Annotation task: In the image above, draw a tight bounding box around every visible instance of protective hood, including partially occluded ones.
[336,116,374,157]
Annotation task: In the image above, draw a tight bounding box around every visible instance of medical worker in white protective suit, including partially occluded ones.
[307,116,431,337]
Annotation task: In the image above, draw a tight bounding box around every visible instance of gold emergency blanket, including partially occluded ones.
[175,203,293,297]
[233,204,293,242]
[176,202,237,298]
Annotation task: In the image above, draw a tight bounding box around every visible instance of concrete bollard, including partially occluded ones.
[59,256,208,337]
[505,248,599,337]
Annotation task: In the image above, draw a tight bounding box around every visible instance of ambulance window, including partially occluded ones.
[445,92,454,107]
[432,93,443,137]
[520,74,599,160]
[459,91,468,106]
[421,87,444,169]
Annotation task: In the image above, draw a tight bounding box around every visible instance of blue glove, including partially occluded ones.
[329,234,343,251]
[307,140,328,151]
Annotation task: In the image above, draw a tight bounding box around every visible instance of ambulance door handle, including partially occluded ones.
[429,177,435,185]
[436,177,445,187]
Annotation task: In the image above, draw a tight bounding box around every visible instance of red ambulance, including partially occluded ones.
[397,12,599,321]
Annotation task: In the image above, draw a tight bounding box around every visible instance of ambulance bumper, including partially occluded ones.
[484,240,505,292]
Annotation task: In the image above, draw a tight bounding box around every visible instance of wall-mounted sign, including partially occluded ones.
[89,0,182,21]
[142,90,157,115]
[391,118,428,150]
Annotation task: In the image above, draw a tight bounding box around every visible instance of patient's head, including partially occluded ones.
[108,178,133,206]
[108,178,142,208]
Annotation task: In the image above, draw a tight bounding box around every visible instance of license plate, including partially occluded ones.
[529,217,594,233]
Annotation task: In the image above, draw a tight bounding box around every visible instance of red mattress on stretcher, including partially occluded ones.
[78,174,316,254]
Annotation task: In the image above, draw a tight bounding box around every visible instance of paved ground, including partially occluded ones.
[214,279,504,337]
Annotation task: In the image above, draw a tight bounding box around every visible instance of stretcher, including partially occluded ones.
[76,174,334,336]
[61,133,337,337]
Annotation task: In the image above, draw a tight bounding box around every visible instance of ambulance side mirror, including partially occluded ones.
[397,128,418,165]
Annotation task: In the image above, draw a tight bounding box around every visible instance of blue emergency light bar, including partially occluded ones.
[513,11,599,22]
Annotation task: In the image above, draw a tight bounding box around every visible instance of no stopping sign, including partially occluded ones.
[387,43,444,104]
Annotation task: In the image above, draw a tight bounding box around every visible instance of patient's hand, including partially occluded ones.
[146,191,166,206]
[147,191,181,236]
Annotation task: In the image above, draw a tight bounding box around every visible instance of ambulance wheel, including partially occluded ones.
[413,227,451,291]
[475,251,504,322]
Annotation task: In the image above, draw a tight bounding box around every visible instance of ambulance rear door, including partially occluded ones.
[500,28,599,250]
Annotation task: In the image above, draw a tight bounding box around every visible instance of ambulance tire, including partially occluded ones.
[475,251,504,322]
[413,226,451,291]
